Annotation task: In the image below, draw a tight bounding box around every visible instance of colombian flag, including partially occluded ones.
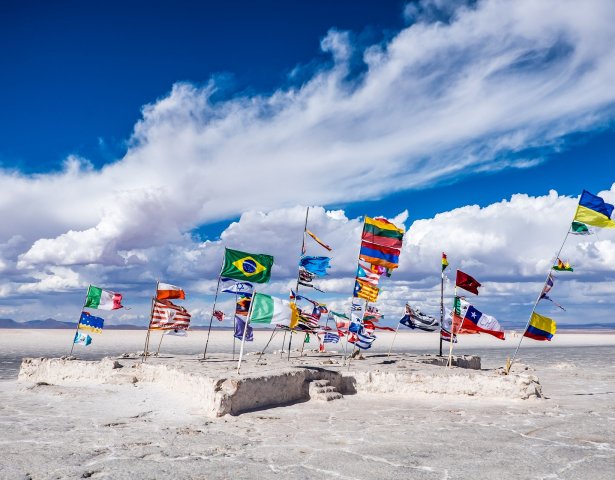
[573,190,615,229]
[524,312,556,341]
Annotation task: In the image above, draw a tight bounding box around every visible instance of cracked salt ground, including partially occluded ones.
[1,332,614,479]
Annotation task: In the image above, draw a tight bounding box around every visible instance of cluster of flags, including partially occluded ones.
[73,285,124,347]
[298,226,332,291]
[150,283,191,332]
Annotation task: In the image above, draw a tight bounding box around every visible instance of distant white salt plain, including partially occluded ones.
[1,329,614,479]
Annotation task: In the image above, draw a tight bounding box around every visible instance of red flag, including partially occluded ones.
[455,270,481,295]
[213,310,224,321]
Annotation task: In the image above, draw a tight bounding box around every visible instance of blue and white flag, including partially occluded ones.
[324,332,340,343]
[355,329,376,349]
[73,331,92,346]
[221,277,254,296]
[298,256,331,276]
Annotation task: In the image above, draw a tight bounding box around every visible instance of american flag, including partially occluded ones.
[150,299,191,330]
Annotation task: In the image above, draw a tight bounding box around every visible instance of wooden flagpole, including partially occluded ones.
[257,325,278,365]
[155,331,165,356]
[507,229,571,373]
[288,206,310,360]
[142,280,159,362]
[202,258,224,360]
[69,285,91,356]
[439,270,445,356]
[237,293,256,374]
[446,286,458,367]
[232,292,238,360]
[387,320,401,357]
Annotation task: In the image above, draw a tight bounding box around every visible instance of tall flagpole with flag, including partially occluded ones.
[508,189,615,373]
[143,280,160,362]
[440,253,449,356]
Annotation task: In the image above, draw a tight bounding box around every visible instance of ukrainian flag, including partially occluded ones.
[524,312,556,341]
[573,190,615,229]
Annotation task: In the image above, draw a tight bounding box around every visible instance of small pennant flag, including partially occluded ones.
[553,258,573,272]
[305,230,332,251]
[442,253,449,272]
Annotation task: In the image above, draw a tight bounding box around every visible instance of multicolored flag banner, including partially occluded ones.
[84,286,123,310]
[359,241,400,270]
[353,278,379,302]
[524,312,556,341]
[221,248,274,283]
[299,256,331,276]
[442,252,449,272]
[573,190,615,229]
[362,216,404,249]
[553,258,573,272]
[357,262,381,285]
[78,311,104,334]
[462,305,505,340]
[455,270,481,295]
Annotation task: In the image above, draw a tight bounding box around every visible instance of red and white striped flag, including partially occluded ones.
[150,299,191,330]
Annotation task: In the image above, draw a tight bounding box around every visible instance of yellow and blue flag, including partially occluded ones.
[524,312,556,341]
[573,190,615,229]
[79,311,104,333]
[221,248,274,283]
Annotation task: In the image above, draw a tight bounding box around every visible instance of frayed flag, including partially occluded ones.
[73,331,92,346]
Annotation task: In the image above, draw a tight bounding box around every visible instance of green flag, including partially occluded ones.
[570,221,592,235]
[220,248,274,283]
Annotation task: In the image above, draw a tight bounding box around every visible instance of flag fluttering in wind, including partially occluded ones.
[249,293,292,326]
[359,241,401,270]
[221,248,274,283]
[540,273,566,310]
[213,310,224,321]
[361,216,404,249]
[73,331,92,346]
[305,230,332,251]
[462,305,505,340]
[357,262,381,286]
[524,312,556,341]
[570,221,592,235]
[455,270,481,295]
[234,317,253,341]
[353,278,379,302]
[220,277,254,296]
[324,332,340,343]
[553,258,573,272]
[442,253,449,272]
[78,311,104,334]
[156,283,185,300]
[400,304,440,332]
[573,190,615,229]
[150,300,191,330]
[355,329,376,349]
[299,256,331,276]
[84,286,123,310]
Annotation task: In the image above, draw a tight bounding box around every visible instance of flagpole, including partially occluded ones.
[237,293,256,375]
[439,271,445,356]
[257,325,278,365]
[69,285,90,356]
[142,280,159,363]
[202,256,225,360]
[232,292,238,361]
[387,321,401,357]
[155,331,164,356]
[507,229,571,373]
[447,286,458,367]
[289,206,310,359]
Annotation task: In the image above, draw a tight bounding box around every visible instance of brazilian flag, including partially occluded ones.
[220,248,274,283]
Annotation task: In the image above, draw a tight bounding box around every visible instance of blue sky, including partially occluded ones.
[1,0,614,329]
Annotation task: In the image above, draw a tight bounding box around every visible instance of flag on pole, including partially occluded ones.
[156,283,185,300]
[305,230,332,251]
[357,262,381,285]
[324,332,340,343]
[462,305,505,340]
[213,310,224,321]
[73,331,92,346]
[355,329,376,349]
[570,221,592,235]
[524,312,556,341]
[442,253,449,272]
[221,248,274,283]
[234,316,253,341]
[235,295,251,317]
[359,241,400,270]
[150,300,191,330]
[353,278,379,302]
[220,277,254,296]
[249,293,292,326]
[553,258,573,271]
[455,270,481,295]
[573,190,615,229]
[84,286,123,310]
[299,256,331,276]
[361,216,405,249]
[399,304,440,331]
[540,274,566,310]
[78,311,104,334]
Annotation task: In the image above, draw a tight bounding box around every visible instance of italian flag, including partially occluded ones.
[249,293,291,327]
[84,286,123,310]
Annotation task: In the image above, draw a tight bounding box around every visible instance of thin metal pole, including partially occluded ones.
[155,332,164,356]
[142,280,159,362]
[257,326,278,365]
[300,332,307,355]
[232,292,238,361]
[237,294,256,375]
[202,275,223,360]
[281,330,287,357]
[447,286,458,367]
[287,330,294,360]
[387,322,401,357]
[439,271,444,356]
[69,285,90,356]
[288,207,310,360]
[508,230,572,373]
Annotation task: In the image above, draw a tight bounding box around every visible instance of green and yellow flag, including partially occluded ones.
[221,248,274,283]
